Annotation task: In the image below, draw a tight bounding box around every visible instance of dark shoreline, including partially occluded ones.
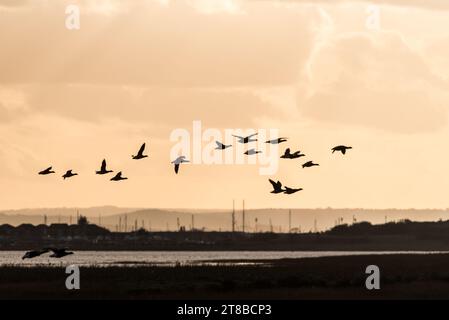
[2,253,449,299]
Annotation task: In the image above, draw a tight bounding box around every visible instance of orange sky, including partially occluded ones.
[1,0,449,210]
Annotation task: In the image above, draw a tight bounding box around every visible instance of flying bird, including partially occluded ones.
[284,186,303,194]
[132,143,148,160]
[47,248,74,258]
[265,138,288,144]
[332,145,352,155]
[232,133,258,144]
[38,167,55,175]
[172,156,189,174]
[96,159,113,175]
[302,161,319,168]
[269,179,285,194]
[110,171,128,181]
[215,141,232,150]
[281,148,305,159]
[22,249,49,260]
[244,148,262,155]
[62,170,78,180]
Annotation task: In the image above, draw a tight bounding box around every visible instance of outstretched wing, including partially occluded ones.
[342,148,346,154]
[138,143,146,156]
[284,148,291,155]
[101,159,107,171]
[269,179,277,189]
[174,163,180,174]
[232,134,244,140]
[215,141,224,148]
[247,133,258,139]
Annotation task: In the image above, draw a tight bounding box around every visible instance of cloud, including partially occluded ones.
[298,31,449,133]
[19,85,281,127]
[0,1,312,87]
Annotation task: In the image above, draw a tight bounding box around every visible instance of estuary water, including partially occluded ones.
[0,250,446,267]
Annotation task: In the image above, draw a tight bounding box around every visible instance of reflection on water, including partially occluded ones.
[0,251,445,267]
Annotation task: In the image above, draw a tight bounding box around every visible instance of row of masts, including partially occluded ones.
[41,205,377,233]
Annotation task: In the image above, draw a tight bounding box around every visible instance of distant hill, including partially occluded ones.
[2,207,447,233]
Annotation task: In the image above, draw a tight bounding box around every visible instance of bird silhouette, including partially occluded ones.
[269,179,285,194]
[232,133,258,144]
[22,248,49,260]
[302,161,319,168]
[38,167,55,175]
[110,171,128,181]
[332,145,352,155]
[265,137,288,144]
[244,148,262,155]
[215,141,232,150]
[96,159,113,175]
[281,148,305,159]
[132,143,148,160]
[47,248,74,258]
[62,170,78,179]
[172,156,189,174]
[284,186,303,194]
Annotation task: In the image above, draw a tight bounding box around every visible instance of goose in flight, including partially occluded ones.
[47,248,74,258]
[302,161,319,168]
[62,170,78,180]
[172,156,189,174]
[132,143,148,160]
[39,167,55,175]
[244,148,262,155]
[265,138,288,144]
[110,171,128,181]
[281,148,305,159]
[269,179,285,194]
[332,145,352,155]
[22,248,49,260]
[96,159,113,175]
[232,133,258,144]
[284,186,303,194]
[215,141,232,150]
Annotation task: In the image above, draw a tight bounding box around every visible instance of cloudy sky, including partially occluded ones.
[1,0,449,210]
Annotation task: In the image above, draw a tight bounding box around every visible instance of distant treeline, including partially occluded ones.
[2,219,449,251]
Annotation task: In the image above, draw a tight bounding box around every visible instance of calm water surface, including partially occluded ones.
[0,251,446,267]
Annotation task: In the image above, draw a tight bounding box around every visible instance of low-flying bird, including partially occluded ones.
[269,179,285,194]
[265,138,288,144]
[284,186,303,194]
[172,156,189,174]
[38,167,55,175]
[244,148,262,155]
[302,161,319,168]
[215,141,232,150]
[22,249,49,260]
[132,143,148,160]
[110,171,128,181]
[281,148,305,159]
[47,248,74,258]
[96,159,113,175]
[62,170,78,179]
[332,145,352,155]
[232,133,258,144]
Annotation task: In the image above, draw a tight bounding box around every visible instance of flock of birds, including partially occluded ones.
[269,142,352,195]
[31,133,351,260]
[37,134,352,192]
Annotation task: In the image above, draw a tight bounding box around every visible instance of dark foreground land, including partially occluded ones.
[3,253,449,299]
